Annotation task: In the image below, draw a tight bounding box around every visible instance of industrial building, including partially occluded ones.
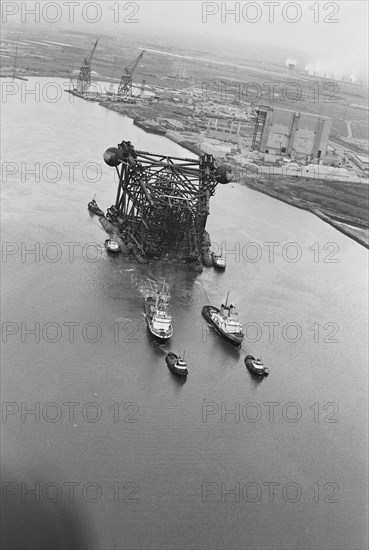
[348,153,369,172]
[207,118,248,144]
[252,106,331,160]
[201,142,235,157]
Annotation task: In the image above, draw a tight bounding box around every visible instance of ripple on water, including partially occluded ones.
[2,78,368,550]
[87,274,113,290]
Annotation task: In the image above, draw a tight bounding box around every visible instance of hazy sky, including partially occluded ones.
[2,0,368,81]
[136,1,368,78]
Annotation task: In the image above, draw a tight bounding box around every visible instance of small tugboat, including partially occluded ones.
[165,352,188,376]
[104,239,120,253]
[245,355,269,377]
[211,252,226,269]
[88,198,104,216]
[202,292,244,347]
[145,281,173,341]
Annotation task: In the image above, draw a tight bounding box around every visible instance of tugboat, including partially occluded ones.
[88,198,104,216]
[165,352,188,376]
[245,355,269,377]
[211,252,226,269]
[202,292,244,347]
[104,239,120,253]
[145,281,173,341]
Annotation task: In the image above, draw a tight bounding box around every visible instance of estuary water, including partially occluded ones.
[1,78,368,550]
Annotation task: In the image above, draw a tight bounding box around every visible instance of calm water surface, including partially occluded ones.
[1,78,368,550]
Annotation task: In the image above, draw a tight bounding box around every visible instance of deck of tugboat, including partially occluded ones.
[152,311,172,332]
[145,284,173,338]
[210,306,243,335]
[212,254,226,268]
[165,353,188,376]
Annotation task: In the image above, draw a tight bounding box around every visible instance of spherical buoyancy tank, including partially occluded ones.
[103,147,124,167]
[215,163,233,184]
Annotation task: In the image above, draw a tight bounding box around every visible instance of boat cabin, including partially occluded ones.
[216,304,243,334]
[152,310,172,332]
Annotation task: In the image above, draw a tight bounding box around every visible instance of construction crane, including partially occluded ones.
[117,50,145,99]
[75,38,99,94]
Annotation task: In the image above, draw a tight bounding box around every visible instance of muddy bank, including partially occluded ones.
[95,101,369,249]
[98,100,203,155]
[241,175,369,249]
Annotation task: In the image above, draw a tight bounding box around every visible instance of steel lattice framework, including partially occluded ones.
[75,38,99,95]
[117,51,145,99]
[104,141,229,263]
[76,64,91,94]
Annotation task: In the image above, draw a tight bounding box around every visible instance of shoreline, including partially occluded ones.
[99,101,369,249]
[7,78,366,250]
[98,100,204,156]
[241,177,369,249]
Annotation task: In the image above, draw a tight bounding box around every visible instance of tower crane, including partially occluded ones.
[117,50,145,99]
[76,38,99,94]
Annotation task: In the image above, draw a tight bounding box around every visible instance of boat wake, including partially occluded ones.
[87,274,113,290]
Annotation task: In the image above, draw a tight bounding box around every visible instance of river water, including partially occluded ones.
[1,78,368,550]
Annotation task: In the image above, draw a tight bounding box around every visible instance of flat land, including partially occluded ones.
[2,26,368,247]
[242,175,369,247]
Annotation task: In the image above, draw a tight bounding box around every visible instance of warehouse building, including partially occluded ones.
[201,142,235,157]
[252,106,331,160]
[348,153,369,172]
[207,118,248,144]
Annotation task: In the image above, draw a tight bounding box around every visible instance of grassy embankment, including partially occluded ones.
[241,175,369,248]
[99,102,369,248]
